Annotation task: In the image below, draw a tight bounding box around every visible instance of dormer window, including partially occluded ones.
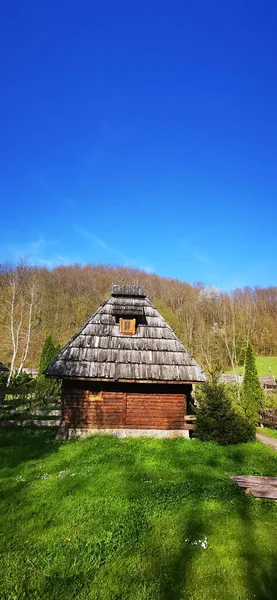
[119,318,136,335]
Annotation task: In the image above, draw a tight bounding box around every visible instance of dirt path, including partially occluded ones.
[256,432,277,452]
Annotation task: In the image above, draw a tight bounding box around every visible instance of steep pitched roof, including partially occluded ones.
[46,285,205,383]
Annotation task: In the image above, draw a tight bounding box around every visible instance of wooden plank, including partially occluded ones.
[233,476,277,486]
[232,475,277,499]
[248,490,277,499]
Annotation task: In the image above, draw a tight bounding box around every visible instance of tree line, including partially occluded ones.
[1,261,277,374]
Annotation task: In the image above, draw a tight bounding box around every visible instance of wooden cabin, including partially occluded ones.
[46,285,205,438]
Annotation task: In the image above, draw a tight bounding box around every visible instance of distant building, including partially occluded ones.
[0,362,9,373]
[46,284,205,438]
[21,368,38,378]
[220,373,277,390]
[259,376,277,390]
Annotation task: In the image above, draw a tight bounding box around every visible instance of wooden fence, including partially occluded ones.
[259,409,277,429]
[0,408,276,431]
[0,407,61,427]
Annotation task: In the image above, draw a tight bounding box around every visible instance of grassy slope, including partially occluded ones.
[1,430,277,600]
[257,427,277,440]
[226,355,277,377]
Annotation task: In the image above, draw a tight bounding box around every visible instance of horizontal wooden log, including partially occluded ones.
[126,401,184,407]
[126,419,184,429]
[125,420,184,425]
[64,404,122,409]
[232,476,277,499]
[71,420,123,426]
[127,398,183,404]
[125,414,183,421]
[126,417,184,422]
[126,405,183,411]
[127,424,183,429]
[127,413,184,419]
[127,395,184,399]
[66,406,123,411]
[126,396,184,400]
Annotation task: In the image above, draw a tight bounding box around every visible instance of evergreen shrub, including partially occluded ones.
[195,380,255,445]
[242,344,264,426]
[35,335,61,406]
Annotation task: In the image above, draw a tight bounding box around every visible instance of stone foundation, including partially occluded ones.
[68,428,190,439]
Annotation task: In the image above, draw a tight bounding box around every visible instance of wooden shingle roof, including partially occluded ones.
[46,285,205,383]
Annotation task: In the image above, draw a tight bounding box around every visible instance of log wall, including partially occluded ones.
[62,381,189,430]
[125,393,185,429]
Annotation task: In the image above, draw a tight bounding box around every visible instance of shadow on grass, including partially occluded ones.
[121,438,277,599]
[1,432,277,599]
[0,427,60,469]
[154,439,277,600]
[236,493,277,600]
[150,505,209,600]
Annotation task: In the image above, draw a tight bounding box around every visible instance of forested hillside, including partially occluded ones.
[1,261,277,372]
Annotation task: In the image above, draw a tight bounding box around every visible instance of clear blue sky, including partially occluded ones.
[1,0,277,290]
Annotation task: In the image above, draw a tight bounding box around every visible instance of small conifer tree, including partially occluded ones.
[195,379,255,445]
[242,343,264,427]
[35,336,61,405]
[38,335,59,375]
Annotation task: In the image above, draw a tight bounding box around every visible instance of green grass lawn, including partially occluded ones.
[1,429,277,600]
[227,355,277,377]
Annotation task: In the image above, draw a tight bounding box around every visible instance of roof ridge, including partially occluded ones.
[111,284,146,297]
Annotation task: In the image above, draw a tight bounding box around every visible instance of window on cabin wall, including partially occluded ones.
[87,391,103,401]
[119,318,136,334]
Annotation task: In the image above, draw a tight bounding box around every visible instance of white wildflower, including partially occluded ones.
[38,473,50,480]
[57,470,68,478]
[184,537,208,549]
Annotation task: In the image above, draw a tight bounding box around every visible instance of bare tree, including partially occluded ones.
[0,261,39,383]
[17,279,38,376]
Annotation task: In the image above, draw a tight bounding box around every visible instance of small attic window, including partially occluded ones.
[119,318,136,335]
